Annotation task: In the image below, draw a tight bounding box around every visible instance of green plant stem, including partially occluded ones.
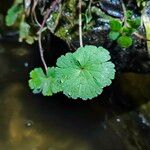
[79,0,83,47]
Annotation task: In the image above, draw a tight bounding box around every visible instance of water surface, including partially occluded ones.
[0,41,150,150]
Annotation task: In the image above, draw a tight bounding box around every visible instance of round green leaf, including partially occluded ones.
[109,20,122,31]
[56,45,115,100]
[109,31,120,40]
[117,36,133,48]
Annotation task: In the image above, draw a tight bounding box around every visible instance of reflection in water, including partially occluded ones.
[0,41,150,150]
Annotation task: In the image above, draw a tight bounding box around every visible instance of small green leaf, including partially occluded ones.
[109,31,120,40]
[109,20,122,31]
[84,9,92,24]
[126,10,133,19]
[19,20,35,44]
[25,36,35,44]
[29,67,62,96]
[19,21,30,40]
[122,27,136,36]
[127,17,141,29]
[117,36,133,48]
[56,45,115,100]
[5,4,23,26]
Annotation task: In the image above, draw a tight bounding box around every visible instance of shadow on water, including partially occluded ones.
[0,38,150,150]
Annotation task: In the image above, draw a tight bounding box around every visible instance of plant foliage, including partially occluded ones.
[109,10,141,48]
[29,67,61,96]
[29,45,115,100]
[5,3,23,26]
[6,1,117,100]
[5,0,35,44]
[117,36,132,48]
[19,19,35,44]
[56,45,115,100]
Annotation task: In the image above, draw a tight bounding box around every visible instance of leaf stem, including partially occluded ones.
[121,0,128,27]
[79,0,83,47]
[37,0,62,34]
[38,32,48,71]
[133,32,150,41]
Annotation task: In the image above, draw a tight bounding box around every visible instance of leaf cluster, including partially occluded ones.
[109,10,141,48]
[29,45,115,100]
[5,0,35,44]
[136,0,146,8]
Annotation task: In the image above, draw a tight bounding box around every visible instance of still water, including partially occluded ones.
[0,41,150,150]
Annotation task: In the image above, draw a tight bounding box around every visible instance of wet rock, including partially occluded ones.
[1,0,150,73]
[46,0,149,73]
[96,0,123,18]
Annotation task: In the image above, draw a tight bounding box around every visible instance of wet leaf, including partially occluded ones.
[29,67,62,96]
[56,45,115,100]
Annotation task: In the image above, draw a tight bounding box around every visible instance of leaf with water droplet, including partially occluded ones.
[56,45,115,100]
[29,67,62,96]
